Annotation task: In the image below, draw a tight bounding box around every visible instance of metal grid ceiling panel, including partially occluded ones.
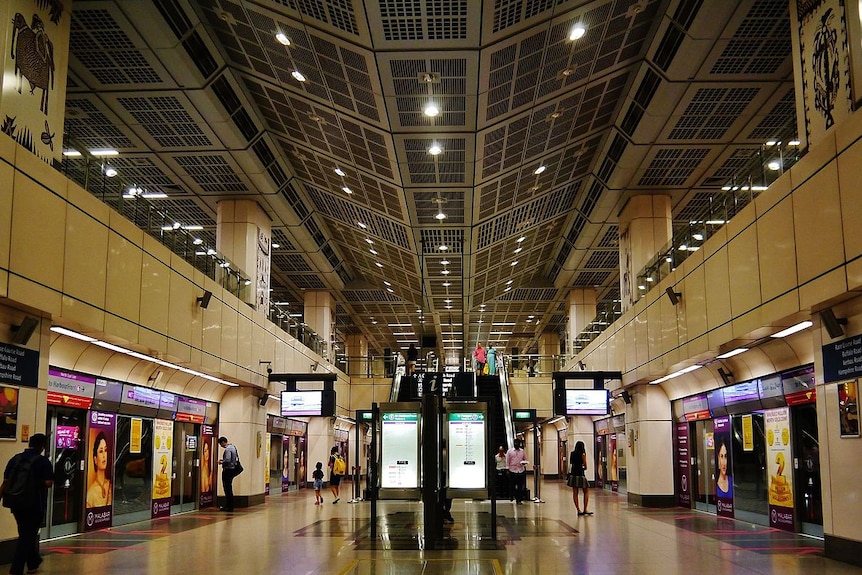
[476,187,576,249]
[173,154,249,193]
[421,230,464,252]
[404,137,467,184]
[748,88,796,140]
[70,9,164,86]
[710,0,790,75]
[412,190,467,224]
[117,97,212,148]
[379,0,469,41]
[667,88,760,140]
[390,58,468,127]
[637,148,710,187]
[65,98,135,150]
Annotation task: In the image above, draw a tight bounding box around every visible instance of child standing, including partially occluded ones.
[312,462,324,505]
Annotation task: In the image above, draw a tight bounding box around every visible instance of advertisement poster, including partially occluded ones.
[381,412,419,489]
[0,385,19,440]
[713,416,734,518]
[447,412,486,489]
[765,408,795,530]
[85,411,115,531]
[265,432,271,496]
[595,435,604,489]
[130,418,142,454]
[610,434,619,492]
[282,436,291,492]
[151,419,173,519]
[838,381,859,437]
[675,422,691,507]
[200,425,215,508]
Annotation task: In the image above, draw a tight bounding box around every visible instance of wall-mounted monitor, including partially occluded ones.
[560,389,609,416]
[280,390,326,417]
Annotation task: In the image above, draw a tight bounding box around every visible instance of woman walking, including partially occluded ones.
[569,441,592,516]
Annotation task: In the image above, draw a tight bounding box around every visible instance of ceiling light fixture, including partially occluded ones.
[383,281,391,286]
[375,262,383,268]
[514,247,522,254]
[435,211,447,220]
[770,321,813,338]
[275,32,291,45]
[442,281,451,287]
[193,238,203,245]
[334,167,346,176]
[767,160,781,171]
[365,238,374,244]
[517,236,526,243]
[428,144,442,155]
[291,70,307,82]
[90,149,118,157]
[569,24,587,40]
[104,167,118,177]
[441,259,450,265]
[342,186,353,194]
[510,261,518,266]
[533,165,546,175]
[272,243,280,249]
[357,222,367,229]
[716,348,749,359]
[369,249,377,255]
[424,103,440,117]
[441,269,451,275]
[439,244,448,250]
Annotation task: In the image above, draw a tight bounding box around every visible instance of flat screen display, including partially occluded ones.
[447,412,486,490]
[281,390,323,417]
[565,389,609,415]
[381,412,420,489]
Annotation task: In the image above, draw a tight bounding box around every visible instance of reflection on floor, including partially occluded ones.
[7,482,860,575]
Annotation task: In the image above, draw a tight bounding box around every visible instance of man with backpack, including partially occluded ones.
[0,433,54,575]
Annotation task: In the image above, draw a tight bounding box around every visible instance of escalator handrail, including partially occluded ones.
[498,354,516,450]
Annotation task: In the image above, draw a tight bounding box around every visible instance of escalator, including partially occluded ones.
[389,367,418,402]
[475,355,516,452]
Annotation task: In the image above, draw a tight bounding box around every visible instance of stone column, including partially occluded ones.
[618,195,672,311]
[304,290,335,362]
[622,384,674,507]
[346,333,368,377]
[217,386,267,508]
[567,288,597,357]
[538,332,560,376]
[216,200,271,312]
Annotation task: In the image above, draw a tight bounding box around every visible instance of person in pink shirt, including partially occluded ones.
[473,342,487,376]
[506,439,528,503]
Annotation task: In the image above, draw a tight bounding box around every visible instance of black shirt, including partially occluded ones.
[4,448,55,514]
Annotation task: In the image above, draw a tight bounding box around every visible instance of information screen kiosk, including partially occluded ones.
[379,402,422,499]
[445,401,489,500]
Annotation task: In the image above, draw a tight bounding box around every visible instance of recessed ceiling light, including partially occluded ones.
[366,238,374,244]
[357,222,367,229]
[504,287,512,292]
[444,299,452,303]
[767,160,781,171]
[517,236,526,243]
[342,186,353,194]
[441,259,450,265]
[275,32,291,45]
[765,140,777,146]
[90,149,118,157]
[334,167,346,176]
[441,269,451,275]
[63,150,82,157]
[510,261,518,266]
[770,321,813,338]
[428,144,442,155]
[386,288,393,293]
[104,167,118,177]
[439,244,448,250]
[514,247,522,254]
[506,280,513,285]
[445,305,452,309]
[569,24,586,40]
[789,140,800,146]
[528,315,535,319]
[424,103,440,117]
[442,281,451,287]
[383,281,391,286]
[435,211,447,220]
[533,165,546,175]
[375,262,383,268]
[141,192,168,199]
[692,233,704,241]
[370,249,377,255]
[291,70,307,82]
[206,248,217,255]
[183,225,204,231]
[193,238,203,245]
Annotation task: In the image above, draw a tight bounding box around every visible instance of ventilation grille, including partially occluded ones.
[620,68,661,136]
[65,98,135,149]
[342,289,404,303]
[412,190,466,224]
[638,148,710,187]
[390,58,467,127]
[598,226,619,248]
[273,254,313,272]
[404,138,467,184]
[668,88,759,140]
[421,229,464,253]
[748,88,796,140]
[173,154,248,193]
[492,0,558,33]
[476,187,577,250]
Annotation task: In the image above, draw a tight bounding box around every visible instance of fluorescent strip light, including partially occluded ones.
[392,332,415,336]
[388,323,412,327]
[90,149,119,157]
[493,322,516,326]
[716,348,748,359]
[50,326,97,342]
[771,321,813,338]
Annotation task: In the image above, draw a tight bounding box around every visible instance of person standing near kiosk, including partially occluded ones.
[506,439,527,503]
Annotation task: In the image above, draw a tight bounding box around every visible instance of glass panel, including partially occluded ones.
[114,416,153,518]
[731,413,768,517]
[50,408,86,530]
[693,419,716,507]
[792,404,823,526]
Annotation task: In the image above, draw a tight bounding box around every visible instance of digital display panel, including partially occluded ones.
[380,412,420,489]
[565,389,609,415]
[447,412,486,489]
[280,390,323,417]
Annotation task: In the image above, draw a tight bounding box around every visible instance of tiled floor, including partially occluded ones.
[9,482,862,575]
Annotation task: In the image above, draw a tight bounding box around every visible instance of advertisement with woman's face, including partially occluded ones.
[713,416,734,518]
[200,424,215,508]
[85,411,116,531]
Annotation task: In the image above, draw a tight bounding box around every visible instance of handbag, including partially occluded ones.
[234,460,244,475]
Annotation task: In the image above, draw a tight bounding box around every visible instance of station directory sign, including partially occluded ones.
[446,401,489,499]
[379,402,421,499]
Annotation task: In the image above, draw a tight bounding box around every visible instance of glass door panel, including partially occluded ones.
[692,420,716,512]
[47,407,86,538]
[113,416,153,526]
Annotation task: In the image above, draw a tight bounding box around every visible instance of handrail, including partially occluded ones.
[498,354,516,450]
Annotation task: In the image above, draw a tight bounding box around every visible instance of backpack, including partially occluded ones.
[2,454,37,510]
[333,455,346,475]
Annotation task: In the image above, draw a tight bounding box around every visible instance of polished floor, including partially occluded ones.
[8,481,862,575]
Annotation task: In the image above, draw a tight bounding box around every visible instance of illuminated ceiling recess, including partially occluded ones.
[61,1,797,356]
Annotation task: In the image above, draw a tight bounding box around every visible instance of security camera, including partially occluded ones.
[266,366,273,375]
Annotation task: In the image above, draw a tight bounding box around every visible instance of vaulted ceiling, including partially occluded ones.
[61,0,797,360]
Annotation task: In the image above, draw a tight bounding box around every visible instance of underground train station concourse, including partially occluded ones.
[3,0,862,573]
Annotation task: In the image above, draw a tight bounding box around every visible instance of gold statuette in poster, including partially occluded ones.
[769,452,792,505]
[153,454,171,498]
